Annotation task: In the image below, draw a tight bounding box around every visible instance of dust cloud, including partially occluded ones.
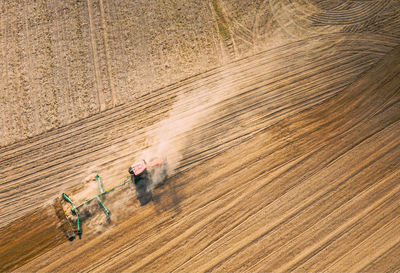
[139,71,235,180]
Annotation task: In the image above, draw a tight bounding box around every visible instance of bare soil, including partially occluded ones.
[1,0,400,272]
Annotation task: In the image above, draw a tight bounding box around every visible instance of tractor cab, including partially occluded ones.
[129,160,147,176]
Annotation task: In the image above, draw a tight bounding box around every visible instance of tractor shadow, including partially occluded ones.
[152,175,182,215]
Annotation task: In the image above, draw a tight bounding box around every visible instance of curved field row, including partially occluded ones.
[309,0,391,26]
[3,44,399,273]
[219,0,400,60]
[1,32,398,229]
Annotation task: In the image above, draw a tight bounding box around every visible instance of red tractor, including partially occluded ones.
[128,157,167,205]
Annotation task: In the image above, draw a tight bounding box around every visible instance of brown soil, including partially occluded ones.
[0,207,64,271]
[1,0,400,272]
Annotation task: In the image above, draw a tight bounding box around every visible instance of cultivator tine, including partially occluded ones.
[76,214,81,235]
[97,196,110,218]
[96,174,105,194]
[96,174,111,220]
[62,193,74,205]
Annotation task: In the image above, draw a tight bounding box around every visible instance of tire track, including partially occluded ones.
[22,1,40,138]
[0,1,8,145]
[99,0,116,107]
[50,0,70,126]
[86,0,105,112]
[310,0,390,26]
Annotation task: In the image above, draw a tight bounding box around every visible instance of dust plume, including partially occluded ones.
[138,71,235,185]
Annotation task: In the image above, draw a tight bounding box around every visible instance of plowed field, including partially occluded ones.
[1,1,400,272]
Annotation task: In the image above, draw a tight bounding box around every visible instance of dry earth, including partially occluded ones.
[1,0,400,272]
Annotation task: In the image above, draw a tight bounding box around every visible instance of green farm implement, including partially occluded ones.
[54,174,132,241]
[54,156,167,241]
